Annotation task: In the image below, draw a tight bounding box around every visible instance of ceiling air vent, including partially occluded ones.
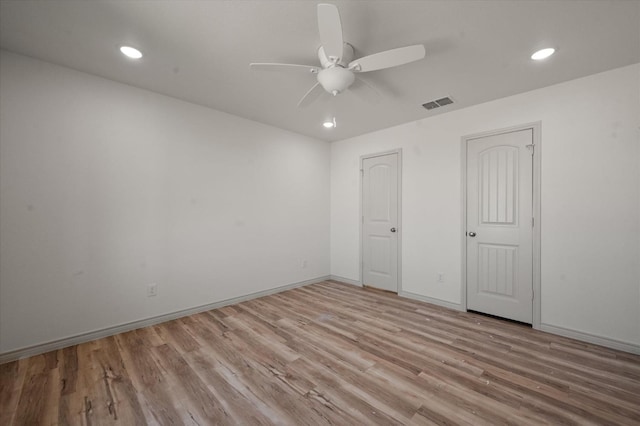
[422,96,454,110]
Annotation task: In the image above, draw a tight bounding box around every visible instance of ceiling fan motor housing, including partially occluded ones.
[317,43,354,68]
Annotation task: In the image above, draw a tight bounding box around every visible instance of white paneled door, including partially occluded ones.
[362,153,399,292]
[467,129,533,323]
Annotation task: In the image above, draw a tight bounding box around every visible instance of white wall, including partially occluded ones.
[0,51,330,354]
[331,64,640,347]
[2,50,638,356]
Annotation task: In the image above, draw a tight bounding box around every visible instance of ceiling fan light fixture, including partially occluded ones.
[119,45,143,59]
[317,67,355,95]
[531,47,555,61]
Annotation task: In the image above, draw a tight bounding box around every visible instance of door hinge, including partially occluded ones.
[362,215,364,224]
[526,144,535,155]
[531,217,535,227]
[360,169,364,177]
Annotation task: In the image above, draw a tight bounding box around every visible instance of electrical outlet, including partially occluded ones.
[301,260,308,269]
[147,283,158,297]
[437,273,445,283]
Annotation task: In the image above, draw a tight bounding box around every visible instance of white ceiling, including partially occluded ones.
[1,0,638,142]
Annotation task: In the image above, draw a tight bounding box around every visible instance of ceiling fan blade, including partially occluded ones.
[349,44,426,73]
[351,77,381,104]
[250,63,320,74]
[297,82,324,108]
[317,3,344,62]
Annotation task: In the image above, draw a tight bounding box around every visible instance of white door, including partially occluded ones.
[362,153,399,292]
[466,129,533,323]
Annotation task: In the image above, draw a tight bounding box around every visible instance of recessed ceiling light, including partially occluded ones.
[323,117,337,129]
[119,46,143,59]
[531,48,555,61]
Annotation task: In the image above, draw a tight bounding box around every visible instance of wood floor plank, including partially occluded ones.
[13,355,56,425]
[2,281,639,425]
[151,343,232,424]
[275,321,418,422]
[0,360,27,425]
[182,349,275,425]
[285,356,405,425]
[114,330,185,424]
[92,336,147,424]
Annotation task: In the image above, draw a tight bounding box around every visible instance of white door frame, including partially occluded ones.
[461,122,541,328]
[359,149,403,292]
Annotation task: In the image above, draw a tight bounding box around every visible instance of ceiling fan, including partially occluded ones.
[250,3,426,107]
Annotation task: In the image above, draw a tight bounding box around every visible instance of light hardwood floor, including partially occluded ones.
[1,280,639,425]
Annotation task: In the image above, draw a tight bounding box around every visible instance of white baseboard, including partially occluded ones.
[399,292,639,355]
[539,323,640,355]
[0,276,330,364]
[399,290,464,312]
[6,276,636,363]
[329,275,362,287]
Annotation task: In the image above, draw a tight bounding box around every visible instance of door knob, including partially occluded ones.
[390,227,397,233]
[468,232,476,237]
